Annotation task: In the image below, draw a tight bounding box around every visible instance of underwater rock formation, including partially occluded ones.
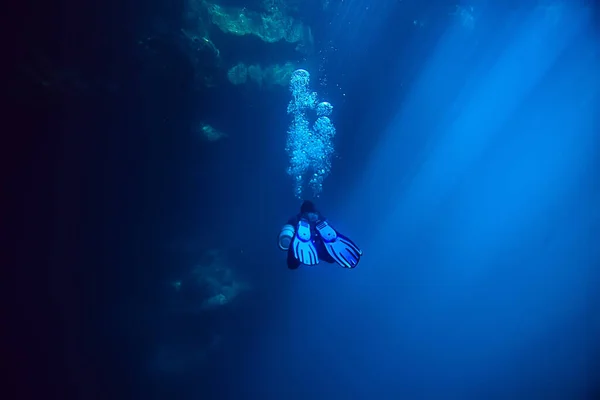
[227,61,296,87]
[204,0,311,44]
[191,249,250,310]
[196,122,227,142]
[168,249,250,312]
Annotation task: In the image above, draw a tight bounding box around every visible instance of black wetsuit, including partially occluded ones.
[286,211,335,269]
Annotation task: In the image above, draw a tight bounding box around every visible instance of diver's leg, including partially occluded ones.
[287,247,301,269]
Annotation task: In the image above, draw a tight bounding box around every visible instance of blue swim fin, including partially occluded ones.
[316,221,362,268]
[292,220,319,266]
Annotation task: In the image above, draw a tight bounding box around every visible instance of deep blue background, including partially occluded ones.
[6,0,600,399]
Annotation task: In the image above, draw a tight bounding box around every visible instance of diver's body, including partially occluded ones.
[278,201,362,269]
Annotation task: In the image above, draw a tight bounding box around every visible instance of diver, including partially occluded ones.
[278,200,363,269]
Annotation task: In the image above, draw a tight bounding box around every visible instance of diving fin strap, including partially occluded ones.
[292,219,319,266]
[316,220,362,269]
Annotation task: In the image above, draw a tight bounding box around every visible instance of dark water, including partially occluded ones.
[7,0,600,399]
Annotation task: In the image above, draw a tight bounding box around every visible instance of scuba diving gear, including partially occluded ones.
[291,220,319,266]
[278,224,295,251]
[316,220,362,268]
[281,200,361,269]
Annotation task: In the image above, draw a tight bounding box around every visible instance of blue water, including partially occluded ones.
[225,2,600,399]
[9,0,599,399]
